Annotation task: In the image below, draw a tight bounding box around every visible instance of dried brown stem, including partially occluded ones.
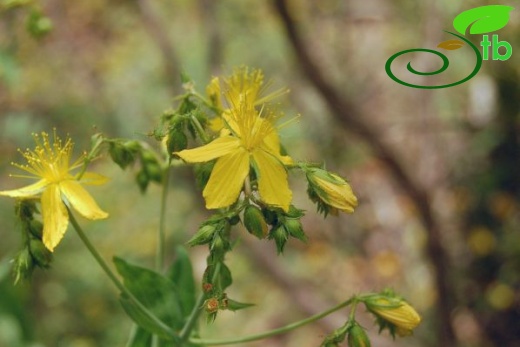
[271,0,456,345]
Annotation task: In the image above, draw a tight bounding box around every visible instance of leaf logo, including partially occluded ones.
[453,5,514,35]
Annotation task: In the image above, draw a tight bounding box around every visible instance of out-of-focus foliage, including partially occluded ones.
[0,0,519,346]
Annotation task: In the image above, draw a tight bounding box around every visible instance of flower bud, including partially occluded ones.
[187,224,216,247]
[135,169,149,193]
[28,219,44,239]
[306,167,358,216]
[29,238,53,268]
[141,151,163,183]
[244,205,268,239]
[363,291,421,337]
[270,225,288,254]
[167,129,188,154]
[348,323,371,347]
[109,142,136,169]
[283,218,306,242]
[204,297,219,314]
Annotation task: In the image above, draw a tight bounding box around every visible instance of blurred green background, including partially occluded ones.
[1,0,519,346]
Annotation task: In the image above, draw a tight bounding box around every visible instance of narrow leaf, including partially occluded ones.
[226,298,255,312]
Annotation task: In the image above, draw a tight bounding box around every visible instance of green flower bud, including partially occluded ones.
[167,129,188,153]
[139,150,162,184]
[283,218,307,242]
[348,323,371,347]
[12,248,34,284]
[29,238,53,268]
[244,205,268,239]
[135,169,149,193]
[28,219,43,239]
[270,225,288,254]
[109,142,136,169]
[187,224,216,247]
[210,234,225,255]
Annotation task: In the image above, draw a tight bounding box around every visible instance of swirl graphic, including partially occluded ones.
[385,31,483,89]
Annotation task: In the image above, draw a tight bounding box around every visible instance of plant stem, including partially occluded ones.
[68,209,179,342]
[189,297,354,345]
[190,113,210,144]
[156,158,172,271]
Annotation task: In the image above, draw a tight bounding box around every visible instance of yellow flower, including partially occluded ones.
[176,69,293,211]
[0,131,108,252]
[365,296,421,336]
[306,168,357,215]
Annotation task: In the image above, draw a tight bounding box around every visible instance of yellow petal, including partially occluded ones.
[79,172,109,186]
[262,130,293,165]
[59,180,108,220]
[176,136,241,163]
[0,179,49,198]
[252,149,292,211]
[42,184,69,252]
[203,148,249,209]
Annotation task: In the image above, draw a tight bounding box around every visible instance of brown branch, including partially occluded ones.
[271,0,456,345]
[136,0,181,92]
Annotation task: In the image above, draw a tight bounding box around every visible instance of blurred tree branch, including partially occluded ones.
[136,0,181,92]
[271,0,456,345]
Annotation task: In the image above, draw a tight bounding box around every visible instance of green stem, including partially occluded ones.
[156,158,172,271]
[190,113,210,144]
[189,297,354,345]
[68,209,179,342]
[179,263,222,343]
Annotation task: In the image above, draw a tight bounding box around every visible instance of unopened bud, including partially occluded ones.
[28,219,43,239]
[244,205,268,239]
[270,225,288,254]
[167,129,188,154]
[135,170,149,193]
[109,142,136,169]
[187,224,216,247]
[205,297,219,314]
[29,238,53,268]
[284,218,306,242]
[348,323,371,347]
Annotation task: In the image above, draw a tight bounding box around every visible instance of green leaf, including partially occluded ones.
[226,298,255,312]
[113,257,183,335]
[453,5,514,35]
[168,246,196,318]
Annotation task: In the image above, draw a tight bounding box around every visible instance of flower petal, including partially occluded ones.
[59,180,108,220]
[262,132,293,165]
[203,148,249,209]
[42,184,69,252]
[252,149,292,211]
[176,136,241,163]
[79,172,110,186]
[0,179,49,198]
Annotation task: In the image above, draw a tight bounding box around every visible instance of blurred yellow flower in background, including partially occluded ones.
[0,131,108,252]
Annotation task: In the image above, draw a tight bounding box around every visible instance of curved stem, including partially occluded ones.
[189,297,354,345]
[190,113,210,144]
[156,159,172,271]
[68,209,179,342]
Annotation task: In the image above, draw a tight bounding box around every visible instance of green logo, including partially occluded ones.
[385,5,514,89]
